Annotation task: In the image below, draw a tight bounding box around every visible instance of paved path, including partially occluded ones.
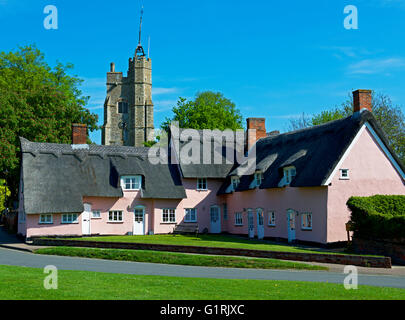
[1,247,405,289]
[0,226,46,252]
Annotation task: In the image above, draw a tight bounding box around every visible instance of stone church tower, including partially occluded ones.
[102,11,154,147]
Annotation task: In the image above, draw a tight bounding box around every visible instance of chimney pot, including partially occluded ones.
[246,118,266,150]
[72,124,88,145]
[353,89,372,113]
[110,62,115,73]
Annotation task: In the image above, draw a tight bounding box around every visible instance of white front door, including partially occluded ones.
[134,207,145,235]
[287,209,296,243]
[256,208,264,240]
[210,206,221,234]
[248,210,254,238]
[82,203,91,235]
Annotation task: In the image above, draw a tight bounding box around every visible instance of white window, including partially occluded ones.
[340,169,350,180]
[235,212,243,226]
[254,171,264,186]
[92,211,101,219]
[62,214,79,224]
[283,166,296,185]
[162,209,176,223]
[231,176,240,190]
[39,214,53,224]
[108,211,123,222]
[184,208,197,222]
[121,176,142,191]
[268,211,276,226]
[301,213,312,230]
[197,178,207,191]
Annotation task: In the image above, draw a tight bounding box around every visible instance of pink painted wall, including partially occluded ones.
[224,187,328,243]
[26,214,82,238]
[152,178,224,234]
[327,127,405,243]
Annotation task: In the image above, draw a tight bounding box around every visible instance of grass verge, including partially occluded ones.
[0,265,404,300]
[34,247,327,271]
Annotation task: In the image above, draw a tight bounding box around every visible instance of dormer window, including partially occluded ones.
[254,171,264,187]
[197,178,207,191]
[231,176,240,190]
[121,176,142,191]
[283,166,296,185]
[340,169,350,180]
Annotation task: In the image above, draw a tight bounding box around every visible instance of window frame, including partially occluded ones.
[39,214,53,224]
[268,211,276,227]
[162,208,176,224]
[340,169,350,180]
[118,101,128,114]
[234,212,243,226]
[92,211,101,219]
[108,210,123,223]
[283,166,296,185]
[184,208,197,223]
[121,176,142,191]
[254,171,264,187]
[61,213,79,224]
[301,212,313,230]
[231,176,240,190]
[197,178,208,191]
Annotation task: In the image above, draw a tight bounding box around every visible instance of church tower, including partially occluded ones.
[102,9,154,147]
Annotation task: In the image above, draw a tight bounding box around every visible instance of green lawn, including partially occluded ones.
[70,234,344,255]
[0,265,403,300]
[34,247,327,271]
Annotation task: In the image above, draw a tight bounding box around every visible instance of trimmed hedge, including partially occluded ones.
[347,195,405,240]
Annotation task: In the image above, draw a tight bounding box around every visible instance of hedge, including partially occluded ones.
[347,195,405,240]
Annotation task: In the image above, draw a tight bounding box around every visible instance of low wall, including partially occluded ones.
[32,238,392,268]
[353,238,405,266]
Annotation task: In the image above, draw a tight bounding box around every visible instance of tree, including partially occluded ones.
[0,179,11,213]
[162,91,243,131]
[287,92,405,164]
[0,45,99,203]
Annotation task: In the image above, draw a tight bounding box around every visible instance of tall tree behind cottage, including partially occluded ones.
[287,92,405,164]
[0,45,99,204]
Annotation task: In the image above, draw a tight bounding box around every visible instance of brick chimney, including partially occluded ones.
[246,118,266,150]
[353,89,372,113]
[72,124,87,144]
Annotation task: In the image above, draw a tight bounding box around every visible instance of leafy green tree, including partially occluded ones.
[287,92,405,163]
[0,45,99,202]
[162,91,243,131]
[0,179,11,212]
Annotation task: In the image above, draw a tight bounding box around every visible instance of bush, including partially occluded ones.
[347,195,405,240]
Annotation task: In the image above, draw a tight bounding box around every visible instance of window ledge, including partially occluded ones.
[61,222,79,225]
[107,221,124,224]
[91,217,102,220]
[161,222,176,225]
[301,228,313,231]
[268,225,276,228]
[39,223,53,225]
[184,221,198,223]
[234,224,244,227]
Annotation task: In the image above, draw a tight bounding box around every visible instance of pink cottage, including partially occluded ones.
[17,90,405,245]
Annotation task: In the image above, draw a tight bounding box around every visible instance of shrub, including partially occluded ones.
[347,195,405,240]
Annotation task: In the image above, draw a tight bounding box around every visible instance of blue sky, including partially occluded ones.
[1,0,405,144]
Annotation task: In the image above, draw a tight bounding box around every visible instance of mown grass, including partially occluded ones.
[69,234,340,254]
[34,246,327,271]
[0,265,404,300]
